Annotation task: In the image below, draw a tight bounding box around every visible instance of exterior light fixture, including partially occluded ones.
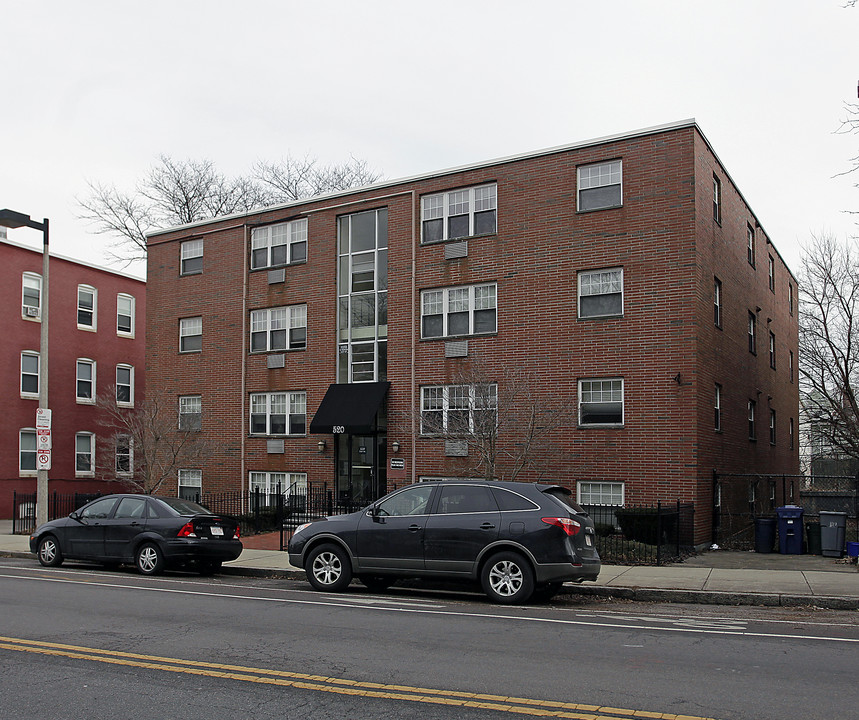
[317,440,326,452]
[392,440,400,453]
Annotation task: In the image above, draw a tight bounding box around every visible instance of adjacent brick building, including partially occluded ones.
[1,237,146,518]
[146,120,799,544]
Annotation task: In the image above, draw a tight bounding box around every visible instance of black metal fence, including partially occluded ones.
[713,473,859,550]
[584,501,696,565]
[11,491,103,535]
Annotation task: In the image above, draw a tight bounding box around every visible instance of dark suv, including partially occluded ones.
[288,480,600,604]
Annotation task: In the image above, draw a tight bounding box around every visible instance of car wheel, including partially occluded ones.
[306,543,352,592]
[37,536,63,567]
[136,543,165,576]
[481,551,535,604]
[198,560,222,576]
[359,575,394,592]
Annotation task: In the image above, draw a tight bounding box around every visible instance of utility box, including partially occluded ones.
[819,511,847,558]
[776,506,804,555]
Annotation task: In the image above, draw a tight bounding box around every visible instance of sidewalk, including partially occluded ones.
[3,522,857,610]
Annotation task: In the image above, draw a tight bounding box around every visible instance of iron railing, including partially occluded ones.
[12,491,103,535]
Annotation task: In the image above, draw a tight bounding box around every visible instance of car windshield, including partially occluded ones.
[153,496,212,516]
[543,487,586,515]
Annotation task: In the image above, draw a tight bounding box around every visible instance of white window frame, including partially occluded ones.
[578,378,624,426]
[77,285,97,330]
[20,351,40,398]
[115,434,133,476]
[180,239,204,275]
[116,364,134,406]
[75,431,95,476]
[179,317,202,353]
[250,304,307,352]
[769,409,777,445]
[250,218,308,269]
[19,428,37,475]
[117,294,135,337]
[420,184,497,243]
[714,383,722,432]
[249,472,308,504]
[76,359,96,404]
[748,312,757,354]
[577,161,622,212]
[768,255,775,292]
[578,268,623,319]
[769,332,776,369]
[249,391,307,436]
[747,223,755,266]
[713,175,722,224]
[577,481,624,506]
[179,395,202,431]
[714,277,722,328]
[178,469,202,501]
[420,384,498,435]
[420,283,497,338]
[22,272,41,319]
[748,400,756,440]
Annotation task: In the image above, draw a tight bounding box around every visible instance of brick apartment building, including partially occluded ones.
[145,120,799,544]
[1,236,146,518]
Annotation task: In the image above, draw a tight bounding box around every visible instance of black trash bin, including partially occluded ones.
[805,522,822,555]
[819,511,848,558]
[754,517,777,553]
[776,506,804,554]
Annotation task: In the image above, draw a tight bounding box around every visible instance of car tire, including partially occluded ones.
[359,575,394,592]
[136,543,165,576]
[306,543,352,592]
[481,551,535,604]
[198,560,222,576]
[37,536,63,567]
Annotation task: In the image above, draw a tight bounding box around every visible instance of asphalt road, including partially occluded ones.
[1,558,857,720]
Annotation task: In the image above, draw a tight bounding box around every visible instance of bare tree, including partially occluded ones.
[254,155,381,201]
[419,356,577,482]
[95,388,213,495]
[78,153,381,266]
[798,232,859,461]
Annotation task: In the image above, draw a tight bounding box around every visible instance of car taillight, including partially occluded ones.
[233,525,241,540]
[542,517,582,536]
[177,522,197,538]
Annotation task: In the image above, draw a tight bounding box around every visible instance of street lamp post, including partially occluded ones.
[1,209,50,526]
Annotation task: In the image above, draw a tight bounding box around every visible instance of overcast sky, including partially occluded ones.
[2,0,857,280]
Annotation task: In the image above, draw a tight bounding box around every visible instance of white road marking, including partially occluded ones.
[1,565,857,644]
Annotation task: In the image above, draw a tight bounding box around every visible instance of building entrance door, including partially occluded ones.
[335,434,387,510]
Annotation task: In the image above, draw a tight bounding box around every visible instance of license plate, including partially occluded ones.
[210,526,223,537]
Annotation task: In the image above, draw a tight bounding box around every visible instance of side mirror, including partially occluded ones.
[369,505,383,522]
[69,511,81,521]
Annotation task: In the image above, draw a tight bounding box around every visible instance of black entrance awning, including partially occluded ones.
[309,382,390,434]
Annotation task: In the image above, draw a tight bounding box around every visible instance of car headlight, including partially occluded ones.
[293,523,311,535]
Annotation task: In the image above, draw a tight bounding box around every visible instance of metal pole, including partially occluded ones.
[37,219,49,526]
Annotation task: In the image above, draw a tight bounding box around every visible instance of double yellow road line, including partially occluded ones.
[0,635,717,720]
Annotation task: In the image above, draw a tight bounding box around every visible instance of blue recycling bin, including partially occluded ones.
[776,505,804,554]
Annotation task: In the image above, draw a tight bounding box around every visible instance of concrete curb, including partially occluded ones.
[564,584,859,611]
[5,550,858,610]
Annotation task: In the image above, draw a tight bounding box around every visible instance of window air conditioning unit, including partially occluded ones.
[24,306,39,317]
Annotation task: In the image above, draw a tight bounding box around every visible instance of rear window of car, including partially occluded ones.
[542,488,585,514]
[491,487,538,511]
[152,497,212,516]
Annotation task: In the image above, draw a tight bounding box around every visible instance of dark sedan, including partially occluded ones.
[29,494,242,575]
[288,480,600,604]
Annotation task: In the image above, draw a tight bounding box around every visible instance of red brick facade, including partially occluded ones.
[1,240,146,517]
[146,121,799,544]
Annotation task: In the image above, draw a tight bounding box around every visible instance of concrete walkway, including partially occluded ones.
[3,522,857,609]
